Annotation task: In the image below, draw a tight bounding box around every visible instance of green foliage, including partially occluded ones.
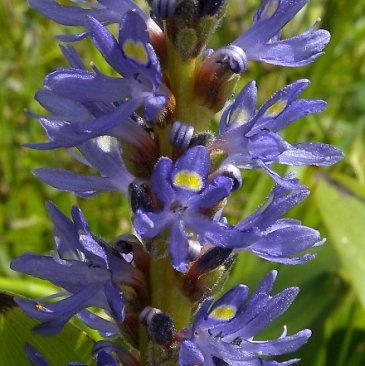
[0,293,94,365]
[1,0,365,365]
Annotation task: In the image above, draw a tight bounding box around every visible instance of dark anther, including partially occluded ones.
[130,113,152,132]
[212,356,229,365]
[139,307,175,346]
[198,0,227,16]
[113,237,133,255]
[129,183,153,213]
[189,132,214,147]
[232,337,243,346]
[148,313,175,346]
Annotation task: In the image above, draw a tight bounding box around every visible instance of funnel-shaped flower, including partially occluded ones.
[214,79,343,188]
[208,0,330,69]
[29,11,168,151]
[134,146,322,271]
[179,271,311,365]
[11,202,145,335]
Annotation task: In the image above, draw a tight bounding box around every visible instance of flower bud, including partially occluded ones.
[183,247,233,301]
[170,121,194,150]
[139,307,175,346]
[213,45,248,73]
[152,0,177,19]
[190,247,232,276]
[195,45,248,111]
[211,164,243,191]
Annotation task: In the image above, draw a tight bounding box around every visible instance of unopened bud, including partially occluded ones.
[146,18,168,65]
[209,149,228,172]
[170,121,194,150]
[195,45,247,111]
[191,247,232,275]
[139,307,175,346]
[212,45,247,74]
[183,247,233,301]
[139,306,162,325]
[211,164,242,191]
[153,0,177,18]
[174,0,199,26]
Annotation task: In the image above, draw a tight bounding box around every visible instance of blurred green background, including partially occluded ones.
[1,0,365,365]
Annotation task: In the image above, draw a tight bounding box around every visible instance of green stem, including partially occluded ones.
[167,44,212,131]
[149,256,192,329]
[158,124,173,158]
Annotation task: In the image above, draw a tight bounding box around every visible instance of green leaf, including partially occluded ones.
[315,177,365,309]
[0,293,94,365]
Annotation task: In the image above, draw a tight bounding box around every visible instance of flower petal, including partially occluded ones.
[151,157,175,206]
[169,220,190,272]
[219,80,257,134]
[33,168,119,197]
[45,68,131,103]
[278,142,344,166]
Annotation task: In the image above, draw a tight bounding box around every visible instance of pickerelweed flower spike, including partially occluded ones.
[178,271,311,365]
[14,0,342,364]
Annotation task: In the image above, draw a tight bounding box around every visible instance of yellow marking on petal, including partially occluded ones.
[122,39,149,65]
[209,305,237,321]
[261,0,280,19]
[230,108,250,125]
[263,99,287,118]
[173,170,203,191]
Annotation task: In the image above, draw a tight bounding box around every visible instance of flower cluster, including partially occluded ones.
[14,0,342,365]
